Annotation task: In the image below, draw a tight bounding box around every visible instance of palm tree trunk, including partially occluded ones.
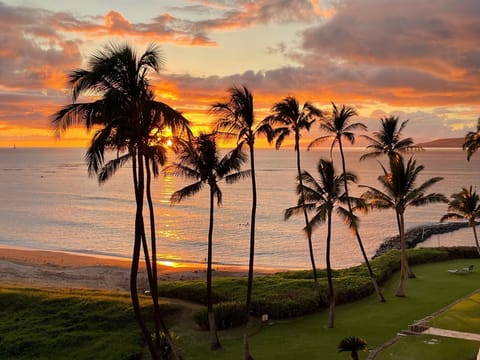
[208,185,221,350]
[132,151,159,359]
[395,212,407,297]
[471,223,480,256]
[243,143,256,360]
[146,160,183,360]
[295,137,319,290]
[326,208,335,328]
[337,140,385,302]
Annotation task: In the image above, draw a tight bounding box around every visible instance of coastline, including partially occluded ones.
[0,221,472,291]
[0,245,271,292]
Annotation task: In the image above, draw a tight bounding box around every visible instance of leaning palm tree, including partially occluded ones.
[463,117,480,161]
[360,156,447,297]
[338,336,368,360]
[52,43,189,360]
[309,103,385,302]
[360,116,422,161]
[441,186,480,256]
[264,96,323,289]
[211,85,273,360]
[285,159,361,328]
[170,133,250,350]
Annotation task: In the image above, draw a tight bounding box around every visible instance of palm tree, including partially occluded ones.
[264,96,323,289]
[441,186,480,256]
[338,336,368,360]
[285,159,361,328]
[211,85,272,360]
[52,43,189,360]
[360,116,422,161]
[463,117,480,161]
[361,115,423,278]
[309,103,385,302]
[360,156,447,297]
[170,133,250,350]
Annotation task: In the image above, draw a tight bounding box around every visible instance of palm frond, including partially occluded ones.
[225,170,251,184]
[98,153,131,184]
[170,181,203,204]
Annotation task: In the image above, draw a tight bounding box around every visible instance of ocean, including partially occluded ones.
[0,147,478,270]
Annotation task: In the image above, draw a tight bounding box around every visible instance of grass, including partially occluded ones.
[0,287,146,360]
[0,255,478,359]
[375,335,478,360]
[172,258,480,359]
[431,291,480,333]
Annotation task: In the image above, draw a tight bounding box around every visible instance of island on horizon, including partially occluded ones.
[418,137,464,148]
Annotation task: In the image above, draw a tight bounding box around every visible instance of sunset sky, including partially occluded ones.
[1,0,479,148]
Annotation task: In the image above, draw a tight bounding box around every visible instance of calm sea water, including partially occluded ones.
[0,147,478,269]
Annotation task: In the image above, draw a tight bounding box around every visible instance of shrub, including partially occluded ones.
[334,276,374,305]
[193,302,247,330]
[156,331,181,360]
[441,246,478,259]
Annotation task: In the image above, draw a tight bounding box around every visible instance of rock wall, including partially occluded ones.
[373,222,473,258]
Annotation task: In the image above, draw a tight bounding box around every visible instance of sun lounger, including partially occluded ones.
[447,265,474,274]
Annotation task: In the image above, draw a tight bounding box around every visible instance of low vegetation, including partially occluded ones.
[1,248,478,359]
[158,247,477,324]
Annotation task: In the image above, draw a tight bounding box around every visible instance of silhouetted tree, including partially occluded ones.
[285,159,361,328]
[53,43,189,360]
[463,117,480,161]
[265,96,323,290]
[360,156,447,297]
[170,133,249,350]
[360,116,422,161]
[211,85,273,360]
[441,186,480,256]
[309,103,385,302]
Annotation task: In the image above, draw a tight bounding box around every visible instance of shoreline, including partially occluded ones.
[0,221,471,291]
[0,245,274,292]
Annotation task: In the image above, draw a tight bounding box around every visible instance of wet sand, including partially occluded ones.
[0,245,266,292]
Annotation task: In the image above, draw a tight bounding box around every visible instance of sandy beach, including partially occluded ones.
[0,245,258,292]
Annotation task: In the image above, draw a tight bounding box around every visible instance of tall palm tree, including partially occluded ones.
[360,156,447,297]
[309,103,385,302]
[361,115,423,278]
[170,133,249,350]
[52,43,189,360]
[338,336,368,360]
[211,85,272,360]
[463,117,480,161]
[264,96,323,289]
[441,186,480,256]
[360,116,422,161]
[285,159,361,328]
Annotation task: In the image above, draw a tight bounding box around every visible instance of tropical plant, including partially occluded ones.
[285,159,361,328]
[463,117,480,161]
[52,43,190,360]
[264,96,323,290]
[360,116,422,161]
[170,133,250,349]
[360,156,447,297]
[338,336,368,360]
[441,186,480,256]
[211,85,273,360]
[309,103,385,302]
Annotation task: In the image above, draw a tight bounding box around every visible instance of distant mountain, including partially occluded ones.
[418,137,464,148]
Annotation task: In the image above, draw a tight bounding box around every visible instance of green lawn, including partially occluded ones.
[174,258,480,360]
[0,258,478,360]
[375,335,478,360]
[0,287,145,360]
[432,291,480,334]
